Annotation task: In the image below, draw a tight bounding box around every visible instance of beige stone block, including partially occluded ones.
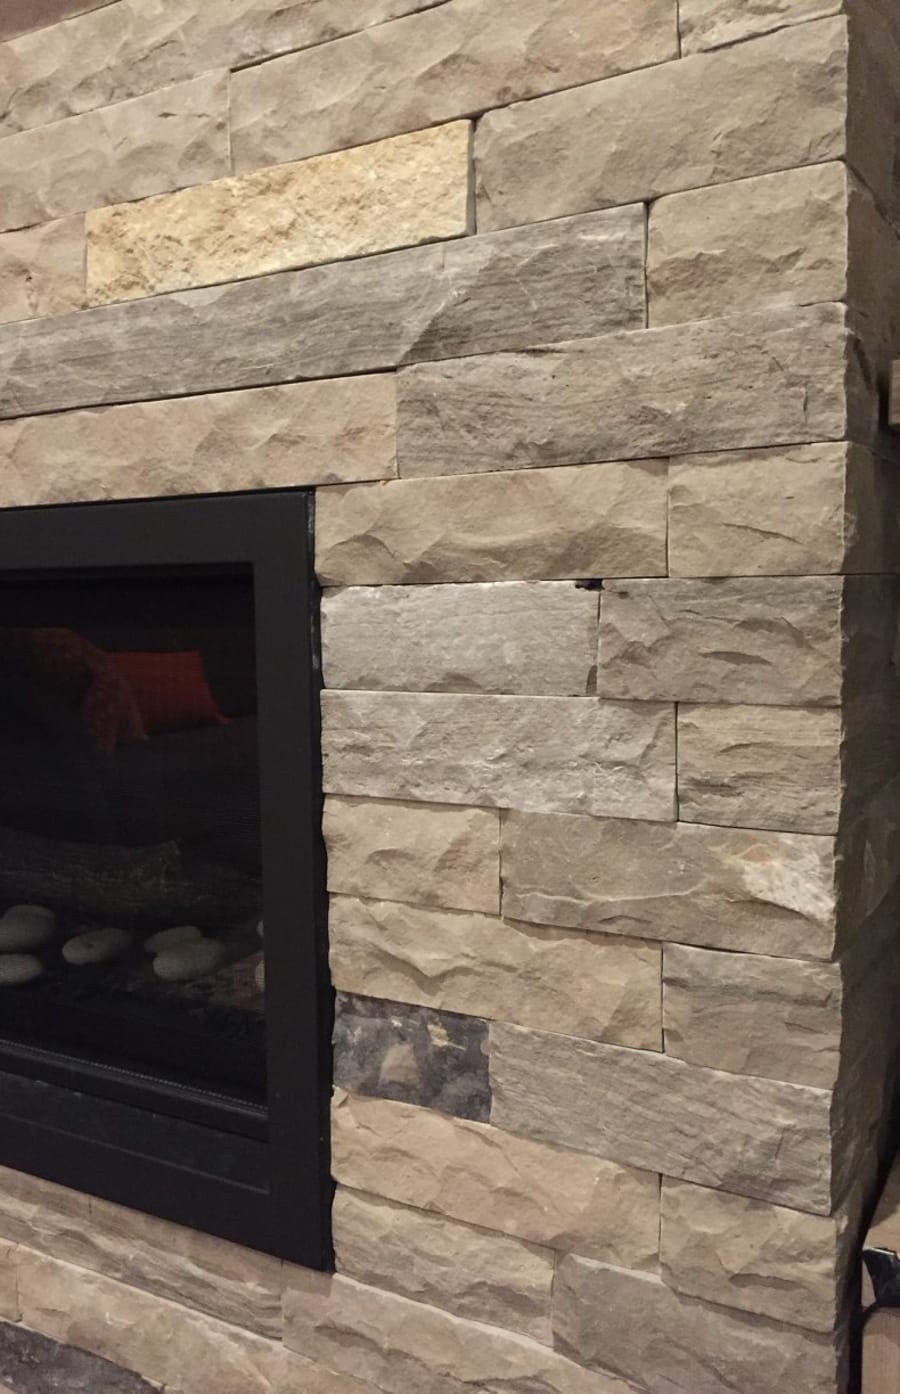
[0,1241,16,1320]
[553,1257,842,1394]
[490,1023,834,1211]
[86,122,473,305]
[322,691,676,822]
[0,72,229,234]
[661,1180,843,1331]
[0,376,396,509]
[0,216,84,326]
[331,1091,660,1268]
[333,1187,555,1341]
[316,460,667,585]
[677,704,842,834]
[232,0,678,171]
[598,578,843,706]
[397,306,854,476]
[649,163,848,327]
[329,896,662,1049]
[476,18,847,230]
[324,796,500,914]
[501,811,837,960]
[663,944,842,1088]
[284,1268,635,1394]
[678,0,842,54]
[321,583,598,696]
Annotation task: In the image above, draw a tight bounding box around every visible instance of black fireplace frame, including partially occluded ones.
[0,491,332,1268]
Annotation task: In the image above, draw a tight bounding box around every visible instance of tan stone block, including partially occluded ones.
[553,1257,842,1394]
[663,944,842,1088]
[679,0,842,54]
[329,896,662,1048]
[332,1091,660,1268]
[86,122,473,305]
[0,216,84,326]
[0,1241,17,1320]
[476,18,847,230]
[649,163,848,327]
[598,578,843,706]
[316,460,667,585]
[677,704,842,835]
[231,0,678,171]
[284,1268,635,1394]
[0,376,396,509]
[322,691,676,822]
[333,1188,555,1341]
[397,306,854,476]
[501,811,837,959]
[321,583,598,696]
[661,1180,843,1331]
[0,72,229,234]
[324,796,500,913]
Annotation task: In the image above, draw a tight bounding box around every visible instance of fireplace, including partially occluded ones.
[0,492,330,1268]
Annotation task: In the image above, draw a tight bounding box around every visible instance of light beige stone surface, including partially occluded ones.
[397,306,854,476]
[331,1091,659,1268]
[491,1023,834,1210]
[501,811,837,959]
[0,71,229,234]
[476,18,847,230]
[232,0,678,170]
[0,376,396,509]
[677,704,842,834]
[333,1188,555,1341]
[0,216,84,326]
[322,692,676,822]
[329,896,662,1049]
[285,1268,635,1394]
[316,461,667,585]
[86,122,473,304]
[660,1180,842,1331]
[679,0,841,52]
[663,944,842,1088]
[649,163,848,326]
[553,1257,840,1394]
[598,578,843,706]
[321,583,599,696]
[324,796,500,914]
[0,1241,16,1320]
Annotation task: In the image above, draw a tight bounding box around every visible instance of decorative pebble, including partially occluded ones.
[254,959,265,993]
[144,925,203,956]
[0,906,55,952]
[152,938,227,983]
[62,928,132,966]
[0,954,44,985]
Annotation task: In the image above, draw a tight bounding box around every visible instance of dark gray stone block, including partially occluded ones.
[0,1321,157,1394]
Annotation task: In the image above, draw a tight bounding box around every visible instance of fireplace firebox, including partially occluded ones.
[0,492,330,1267]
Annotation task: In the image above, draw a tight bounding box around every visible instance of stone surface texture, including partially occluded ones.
[0,217,84,326]
[678,0,841,52]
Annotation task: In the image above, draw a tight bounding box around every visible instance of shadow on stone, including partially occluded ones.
[0,1322,159,1393]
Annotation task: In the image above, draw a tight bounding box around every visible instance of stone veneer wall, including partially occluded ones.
[0,2,899,1392]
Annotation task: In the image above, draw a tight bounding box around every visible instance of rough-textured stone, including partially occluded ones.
[598,578,843,706]
[476,18,847,231]
[660,1180,843,1331]
[501,811,837,960]
[679,0,841,52]
[232,0,677,170]
[844,447,900,576]
[333,994,490,1121]
[649,163,848,326]
[0,1320,161,1393]
[321,583,599,696]
[86,122,473,304]
[0,0,116,43]
[0,376,396,508]
[0,216,84,326]
[553,1257,841,1394]
[0,1247,15,1322]
[315,461,667,586]
[397,306,856,477]
[329,896,662,1049]
[333,1188,555,1341]
[0,209,647,419]
[331,1091,659,1267]
[324,796,500,914]
[284,1269,635,1394]
[322,692,676,822]
[663,944,842,1088]
[0,72,229,234]
[495,1027,835,1217]
[677,704,842,834]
